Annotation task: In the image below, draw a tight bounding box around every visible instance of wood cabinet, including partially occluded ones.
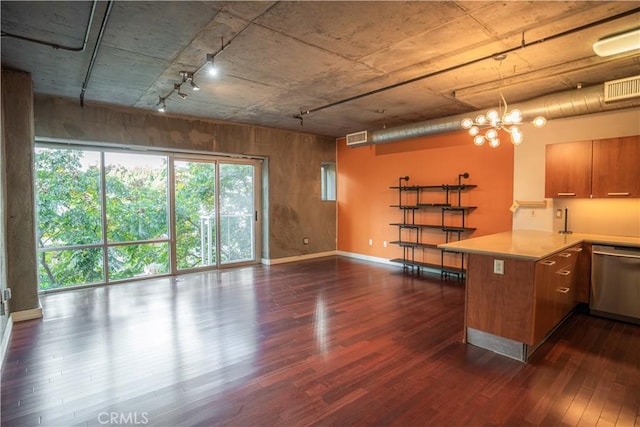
[466,245,583,348]
[545,135,639,198]
[592,136,640,197]
[532,245,580,344]
[545,141,592,198]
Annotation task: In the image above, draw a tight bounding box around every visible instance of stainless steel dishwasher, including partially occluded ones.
[591,245,640,324]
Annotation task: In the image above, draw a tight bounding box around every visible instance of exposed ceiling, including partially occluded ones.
[2,1,639,138]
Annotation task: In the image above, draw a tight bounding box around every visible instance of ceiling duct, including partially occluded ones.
[355,84,640,146]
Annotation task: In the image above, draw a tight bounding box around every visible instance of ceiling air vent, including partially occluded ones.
[345,130,368,146]
[604,75,640,102]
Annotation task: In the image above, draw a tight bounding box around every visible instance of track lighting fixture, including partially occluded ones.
[155,37,228,114]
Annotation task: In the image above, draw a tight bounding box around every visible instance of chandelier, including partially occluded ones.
[461,55,546,147]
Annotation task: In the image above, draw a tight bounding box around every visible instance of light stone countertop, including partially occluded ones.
[438,230,640,261]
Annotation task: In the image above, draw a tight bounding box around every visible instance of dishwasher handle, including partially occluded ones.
[593,250,640,260]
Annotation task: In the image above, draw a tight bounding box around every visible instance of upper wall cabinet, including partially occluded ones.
[545,135,639,198]
[592,136,640,198]
[545,140,592,198]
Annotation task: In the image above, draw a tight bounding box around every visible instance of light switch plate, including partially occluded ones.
[494,259,504,275]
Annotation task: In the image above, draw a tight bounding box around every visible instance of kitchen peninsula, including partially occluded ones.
[440,230,640,362]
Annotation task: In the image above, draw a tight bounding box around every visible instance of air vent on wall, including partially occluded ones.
[345,130,368,146]
[604,75,640,102]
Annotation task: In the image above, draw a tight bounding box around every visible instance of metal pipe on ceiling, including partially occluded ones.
[368,84,640,144]
[80,0,114,107]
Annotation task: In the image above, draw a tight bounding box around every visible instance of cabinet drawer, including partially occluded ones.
[538,247,580,270]
[553,267,576,317]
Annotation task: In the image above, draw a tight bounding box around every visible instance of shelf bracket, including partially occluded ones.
[510,200,547,212]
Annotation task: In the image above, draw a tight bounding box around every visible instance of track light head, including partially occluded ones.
[190,80,200,91]
[206,53,218,77]
[174,83,188,100]
[157,96,166,113]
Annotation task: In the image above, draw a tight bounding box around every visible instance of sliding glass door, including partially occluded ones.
[35,145,260,291]
[219,163,255,264]
[173,160,257,271]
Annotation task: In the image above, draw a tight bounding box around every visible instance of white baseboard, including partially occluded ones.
[10,304,44,322]
[262,250,337,265]
[1,316,13,371]
[335,250,400,266]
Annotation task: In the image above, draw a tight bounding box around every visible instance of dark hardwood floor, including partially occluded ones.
[1,256,638,426]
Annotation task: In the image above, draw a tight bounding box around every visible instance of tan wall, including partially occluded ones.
[34,95,337,260]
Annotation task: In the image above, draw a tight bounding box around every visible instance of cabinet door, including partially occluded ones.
[545,141,592,198]
[592,136,640,198]
[574,243,591,304]
[533,258,557,345]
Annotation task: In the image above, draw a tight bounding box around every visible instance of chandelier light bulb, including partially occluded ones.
[510,109,522,123]
[469,126,480,136]
[489,138,500,148]
[486,128,498,140]
[476,115,487,125]
[473,135,485,146]
[511,128,523,145]
[486,110,499,121]
[461,118,474,129]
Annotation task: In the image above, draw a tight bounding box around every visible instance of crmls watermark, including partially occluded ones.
[97,411,149,425]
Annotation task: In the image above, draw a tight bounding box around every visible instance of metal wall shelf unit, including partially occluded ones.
[390,174,476,279]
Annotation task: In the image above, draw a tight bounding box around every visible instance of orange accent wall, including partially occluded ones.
[337,131,514,262]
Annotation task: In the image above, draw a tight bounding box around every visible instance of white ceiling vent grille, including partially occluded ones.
[345,130,368,146]
[604,75,640,102]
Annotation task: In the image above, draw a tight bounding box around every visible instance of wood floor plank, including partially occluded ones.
[1,256,638,426]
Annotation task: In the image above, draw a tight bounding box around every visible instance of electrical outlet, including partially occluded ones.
[368,239,373,246]
[494,259,504,275]
[303,237,309,245]
[556,209,563,218]
[383,240,388,248]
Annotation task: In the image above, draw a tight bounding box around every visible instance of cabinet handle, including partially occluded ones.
[607,192,630,196]
[557,192,576,196]
[556,287,570,294]
[540,260,556,266]
[556,270,571,276]
[558,252,572,258]
[571,247,583,252]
